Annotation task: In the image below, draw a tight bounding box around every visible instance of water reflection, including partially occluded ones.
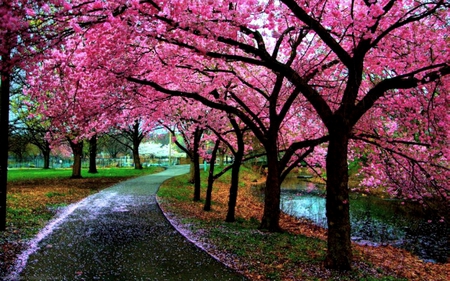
[281,195,327,228]
[279,180,449,263]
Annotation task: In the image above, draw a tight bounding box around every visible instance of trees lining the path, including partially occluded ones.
[116,1,449,269]
[5,0,449,270]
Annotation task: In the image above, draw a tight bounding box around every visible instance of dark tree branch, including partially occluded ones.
[369,1,446,50]
[280,146,315,182]
[126,76,269,144]
[352,64,450,126]
[353,133,431,147]
[279,135,329,169]
[280,0,352,67]
[354,135,450,172]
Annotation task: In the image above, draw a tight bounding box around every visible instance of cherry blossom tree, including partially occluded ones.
[163,104,256,221]
[54,0,327,235]
[0,0,72,230]
[127,52,328,232]
[157,95,227,201]
[23,36,123,177]
[353,85,450,210]
[162,101,258,221]
[204,114,253,221]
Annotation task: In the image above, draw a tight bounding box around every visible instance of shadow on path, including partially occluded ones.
[8,165,246,281]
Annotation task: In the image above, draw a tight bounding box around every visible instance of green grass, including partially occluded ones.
[7,207,54,237]
[183,218,330,281]
[158,169,328,279]
[45,191,67,198]
[158,174,194,202]
[208,220,326,262]
[7,167,162,181]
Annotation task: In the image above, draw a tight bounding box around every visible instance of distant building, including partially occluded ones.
[139,142,187,166]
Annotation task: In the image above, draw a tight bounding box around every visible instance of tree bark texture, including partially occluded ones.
[192,127,202,201]
[226,116,245,223]
[88,135,98,173]
[225,154,242,222]
[188,160,195,183]
[131,120,143,169]
[324,131,352,270]
[132,146,142,169]
[69,140,83,179]
[204,140,220,211]
[42,148,51,169]
[259,145,282,232]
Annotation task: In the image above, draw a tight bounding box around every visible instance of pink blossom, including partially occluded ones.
[25,8,35,17]
[63,1,72,11]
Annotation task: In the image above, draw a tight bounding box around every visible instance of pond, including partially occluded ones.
[279,179,449,263]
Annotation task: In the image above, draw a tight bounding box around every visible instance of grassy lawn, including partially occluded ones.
[7,167,159,181]
[1,166,164,276]
[157,167,447,281]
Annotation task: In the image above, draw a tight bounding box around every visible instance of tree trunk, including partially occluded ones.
[132,147,142,169]
[69,140,83,179]
[192,127,202,201]
[188,159,195,183]
[324,131,352,270]
[259,146,282,232]
[42,148,51,169]
[0,63,11,231]
[225,153,242,222]
[192,147,201,201]
[226,116,244,222]
[204,140,220,211]
[193,156,200,201]
[88,135,98,173]
[130,120,143,170]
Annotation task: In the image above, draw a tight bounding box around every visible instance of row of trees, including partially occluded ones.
[9,84,165,172]
[7,124,151,170]
[1,0,449,270]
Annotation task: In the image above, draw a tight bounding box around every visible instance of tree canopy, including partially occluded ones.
[1,0,448,270]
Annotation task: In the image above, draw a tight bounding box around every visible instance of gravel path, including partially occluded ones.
[7,166,246,281]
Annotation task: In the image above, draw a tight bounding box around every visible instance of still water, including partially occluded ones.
[279,180,449,263]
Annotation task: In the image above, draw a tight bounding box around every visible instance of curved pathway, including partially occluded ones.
[8,165,246,281]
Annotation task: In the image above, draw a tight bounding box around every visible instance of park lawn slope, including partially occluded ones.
[157,167,449,281]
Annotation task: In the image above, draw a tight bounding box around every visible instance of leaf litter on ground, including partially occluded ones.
[157,170,450,281]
